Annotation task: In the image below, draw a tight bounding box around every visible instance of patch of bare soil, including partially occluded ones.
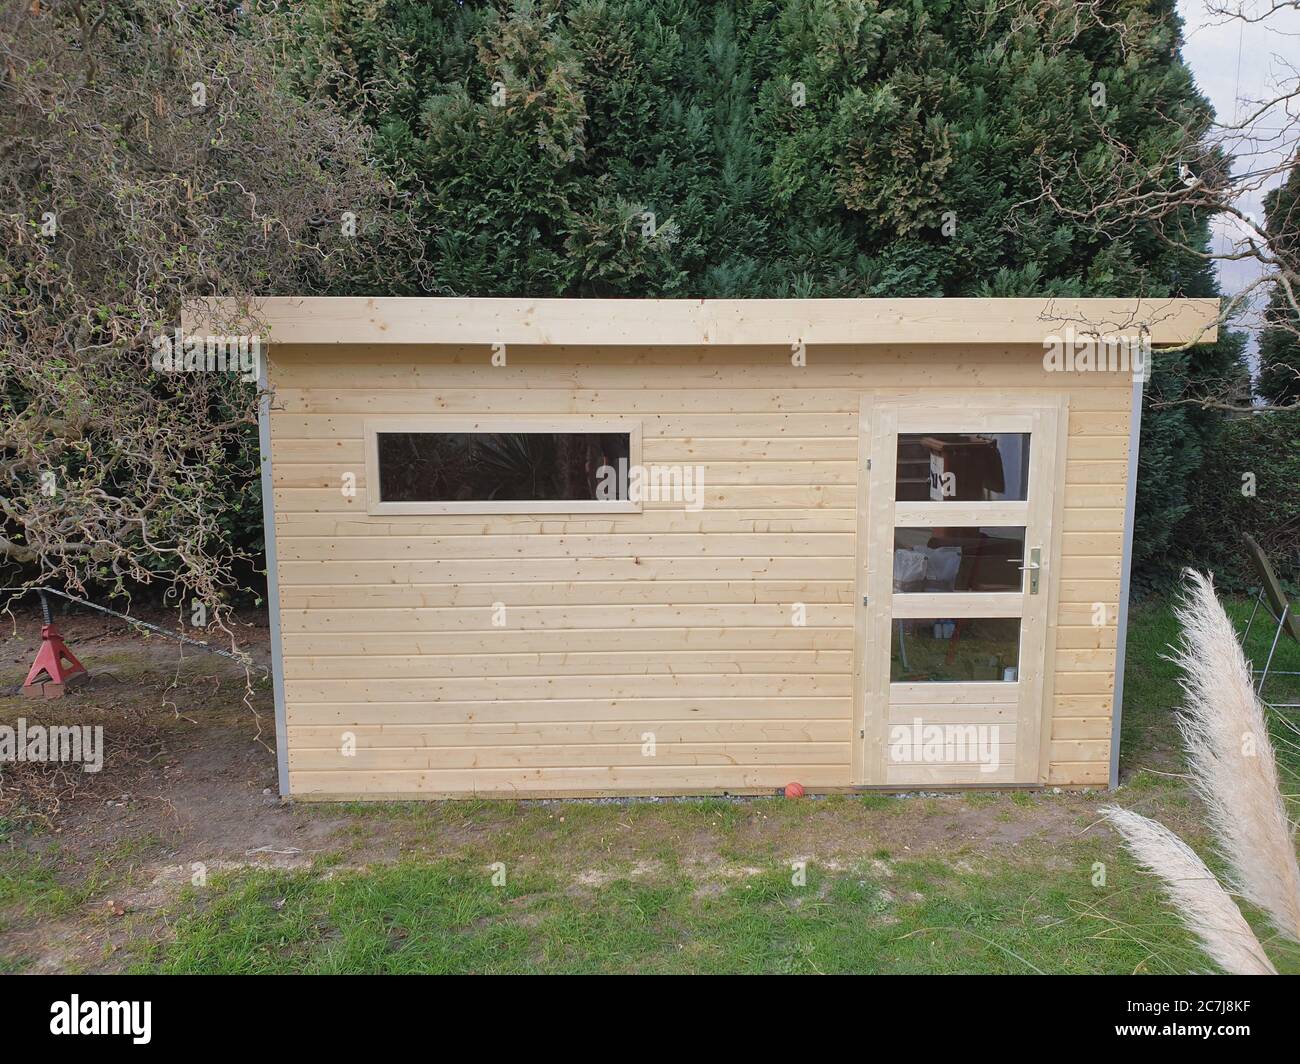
[1,606,295,970]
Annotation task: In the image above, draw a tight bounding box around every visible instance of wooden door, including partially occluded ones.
[855,396,1065,786]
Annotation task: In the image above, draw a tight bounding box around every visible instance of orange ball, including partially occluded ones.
[784,782,805,799]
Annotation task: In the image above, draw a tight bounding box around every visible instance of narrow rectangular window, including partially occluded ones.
[891,617,1021,683]
[365,420,641,514]
[893,527,1026,593]
[895,433,1030,502]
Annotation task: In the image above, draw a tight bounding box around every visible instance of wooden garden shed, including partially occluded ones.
[193,297,1218,800]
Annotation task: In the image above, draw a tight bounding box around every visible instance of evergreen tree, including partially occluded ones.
[294,0,1245,586]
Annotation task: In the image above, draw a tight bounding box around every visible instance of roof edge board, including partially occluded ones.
[184,296,1220,347]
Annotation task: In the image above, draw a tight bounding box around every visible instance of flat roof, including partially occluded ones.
[186,296,1219,347]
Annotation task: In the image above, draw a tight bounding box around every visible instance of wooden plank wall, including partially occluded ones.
[268,343,1127,797]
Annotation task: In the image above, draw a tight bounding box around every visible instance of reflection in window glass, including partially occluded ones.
[893,528,1026,593]
[890,617,1021,683]
[376,432,632,503]
[896,433,1030,502]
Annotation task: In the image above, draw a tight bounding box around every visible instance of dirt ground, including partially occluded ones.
[0,604,1157,973]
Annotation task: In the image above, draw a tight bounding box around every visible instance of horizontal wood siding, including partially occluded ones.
[270,343,1124,797]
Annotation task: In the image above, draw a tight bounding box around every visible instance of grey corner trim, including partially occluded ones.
[1110,373,1145,790]
[258,353,291,797]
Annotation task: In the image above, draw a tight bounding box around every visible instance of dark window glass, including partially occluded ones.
[376,432,631,503]
[895,433,1030,502]
[891,617,1021,683]
[893,527,1026,593]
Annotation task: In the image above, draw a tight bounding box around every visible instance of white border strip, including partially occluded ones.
[1110,374,1145,789]
[258,357,291,796]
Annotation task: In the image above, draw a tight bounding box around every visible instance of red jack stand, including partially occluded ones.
[22,593,87,699]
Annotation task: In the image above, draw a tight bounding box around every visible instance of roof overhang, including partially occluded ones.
[185,296,1219,347]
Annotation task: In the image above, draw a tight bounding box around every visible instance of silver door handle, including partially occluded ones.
[1020,548,1042,594]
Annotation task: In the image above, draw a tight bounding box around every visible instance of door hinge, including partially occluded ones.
[859,729,865,739]
[866,458,872,470]
[862,594,869,606]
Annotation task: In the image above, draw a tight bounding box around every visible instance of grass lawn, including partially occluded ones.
[2,598,1298,974]
[134,831,1211,975]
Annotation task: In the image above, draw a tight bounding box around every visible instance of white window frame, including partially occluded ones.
[363,417,643,515]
